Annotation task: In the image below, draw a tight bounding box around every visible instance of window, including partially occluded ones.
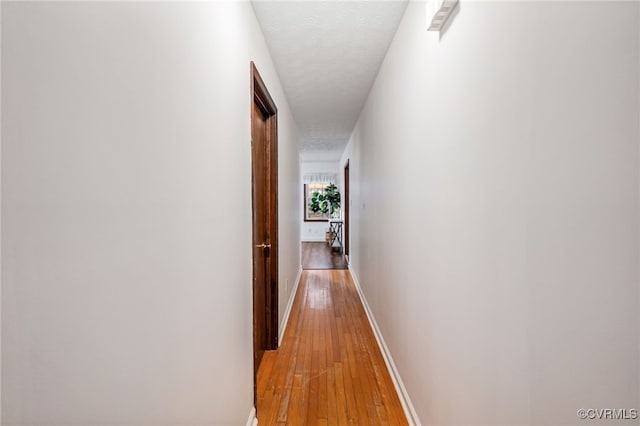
[304,183,329,221]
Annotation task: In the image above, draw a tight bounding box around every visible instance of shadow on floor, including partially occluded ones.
[301,242,348,270]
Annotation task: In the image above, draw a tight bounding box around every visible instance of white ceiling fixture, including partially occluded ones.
[427,0,458,32]
[252,0,408,162]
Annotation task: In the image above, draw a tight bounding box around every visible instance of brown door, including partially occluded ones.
[250,62,278,403]
[344,160,350,259]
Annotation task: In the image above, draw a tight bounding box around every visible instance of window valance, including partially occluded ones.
[303,173,336,185]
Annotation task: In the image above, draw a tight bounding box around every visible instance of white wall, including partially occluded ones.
[300,161,338,241]
[1,2,300,424]
[349,2,639,425]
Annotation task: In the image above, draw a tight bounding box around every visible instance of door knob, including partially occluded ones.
[256,243,271,249]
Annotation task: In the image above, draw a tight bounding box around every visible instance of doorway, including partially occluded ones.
[250,62,278,404]
[344,160,350,262]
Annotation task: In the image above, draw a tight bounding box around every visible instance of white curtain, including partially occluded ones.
[303,173,336,184]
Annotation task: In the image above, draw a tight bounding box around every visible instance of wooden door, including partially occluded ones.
[344,160,350,259]
[250,62,278,403]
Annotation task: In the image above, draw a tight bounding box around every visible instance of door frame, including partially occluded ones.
[344,159,350,261]
[250,62,279,401]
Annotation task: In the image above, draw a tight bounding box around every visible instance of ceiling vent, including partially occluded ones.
[427,0,459,32]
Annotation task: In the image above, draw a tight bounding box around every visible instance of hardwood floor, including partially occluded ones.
[301,242,348,270]
[257,270,408,425]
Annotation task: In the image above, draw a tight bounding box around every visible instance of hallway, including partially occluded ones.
[301,242,348,270]
[2,1,639,425]
[257,270,407,424]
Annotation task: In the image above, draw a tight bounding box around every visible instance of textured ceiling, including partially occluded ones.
[252,1,408,162]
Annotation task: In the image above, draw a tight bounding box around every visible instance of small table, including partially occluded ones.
[328,220,343,252]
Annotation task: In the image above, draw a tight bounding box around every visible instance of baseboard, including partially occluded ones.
[301,238,326,243]
[247,268,302,426]
[348,266,422,426]
[279,267,303,345]
[248,269,301,426]
[246,406,258,426]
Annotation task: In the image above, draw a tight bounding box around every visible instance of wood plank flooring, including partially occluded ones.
[257,270,408,425]
[301,242,348,270]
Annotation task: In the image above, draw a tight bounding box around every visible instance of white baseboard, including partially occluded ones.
[301,238,326,243]
[348,266,422,426]
[247,268,302,426]
[279,267,303,345]
[248,269,301,426]
[246,406,258,426]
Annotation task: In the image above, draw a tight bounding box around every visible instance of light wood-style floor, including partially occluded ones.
[257,270,408,425]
